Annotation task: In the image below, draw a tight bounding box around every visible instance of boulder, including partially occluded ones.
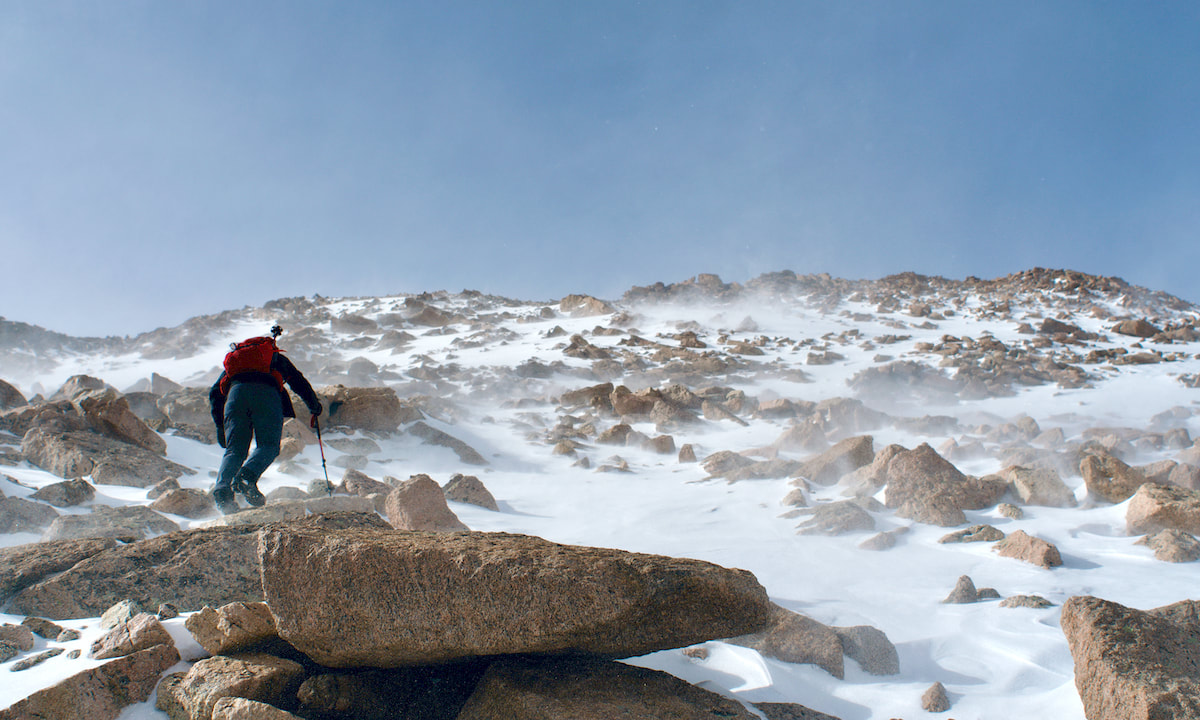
[455,656,758,720]
[319,385,419,433]
[1135,529,1200,562]
[384,474,469,532]
[1081,453,1147,504]
[212,698,305,720]
[1127,483,1200,536]
[100,599,145,630]
[73,389,167,454]
[771,423,829,454]
[21,617,66,640]
[0,537,119,602]
[795,501,875,536]
[259,525,771,667]
[1000,595,1054,609]
[884,444,1007,526]
[834,625,900,676]
[943,575,984,604]
[30,478,97,507]
[701,450,756,479]
[90,612,174,659]
[728,603,844,678]
[1000,465,1076,507]
[559,382,615,412]
[21,426,193,487]
[338,468,391,498]
[0,623,35,662]
[151,489,216,519]
[0,495,59,534]
[443,473,499,511]
[993,529,1063,569]
[922,681,951,712]
[0,643,179,720]
[0,379,26,410]
[7,515,387,619]
[793,435,875,486]
[1111,319,1162,338]
[408,421,488,465]
[166,653,307,720]
[754,703,842,720]
[296,665,488,720]
[42,505,180,542]
[1061,595,1200,720]
[726,459,804,483]
[185,602,279,656]
[559,294,615,317]
[938,524,1005,544]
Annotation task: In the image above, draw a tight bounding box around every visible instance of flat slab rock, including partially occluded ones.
[260,525,771,667]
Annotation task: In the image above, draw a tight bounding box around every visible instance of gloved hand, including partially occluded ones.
[308,402,323,429]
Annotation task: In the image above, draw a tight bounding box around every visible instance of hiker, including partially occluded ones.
[209,326,322,513]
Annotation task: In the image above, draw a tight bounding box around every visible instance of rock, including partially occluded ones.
[1001,465,1076,507]
[795,501,875,536]
[1061,595,1200,720]
[42,505,180,541]
[729,603,844,678]
[384,474,469,532]
[325,436,381,455]
[29,478,96,507]
[998,502,1025,519]
[609,386,656,417]
[650,400,701,428]
[147,477,181,500]
[678,444,697,463]
[22,426,193,487]
[993,529,1063,568]
[7,515,388,619]
[727,458,804,483]
[793,435,875,486]
[157,388,214,428]
[91,612,174,659]
[158,604,180,620]
[199,502,309,528]
[943,575,982,604]
[185,602,279,656]
[701,450,755,478]
[559,382,615,412]
[1168,462,1200,491]
[1127,482,1200,535]
[338,468,391,497]
[0,644,178,720]
[1000,595,1054,609]
[21,616,65,639]
[1112,319,1162,338]
[1135,529,1200,562]
[296,665,488,720]
[1081,453,1147,503]
[754,702,843,720]
[560,294,615,317]
[858,527,909,551]
[169,653,307,720]
[443,473,499,511]
[319,385,419,433]
[100,599,145,629]
[151,489,216,518]
[922,681,951,712]
[772,423,829,454]
[884,444,1006,526]
[0,537,119,602]
[0,495,59,533]
[408,421,488,465]
[938,524,1005,544]
[834,625,900,675]
[212,697,305,720]
[72,389,167,454]
[0,379,27,410]
[456,656,758,720]
[0,623,35,662]
[260,525,771,668]
[9,647,63,670]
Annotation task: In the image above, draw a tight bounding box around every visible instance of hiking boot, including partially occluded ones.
[213,487,238,515]
[234,472,266,507]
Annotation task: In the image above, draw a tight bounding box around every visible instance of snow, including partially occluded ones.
[2,283,1199,719]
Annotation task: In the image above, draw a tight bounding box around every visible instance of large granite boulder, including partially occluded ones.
[728,603,844,678]
[162,653,307,720]
[72,389,167,454]
[0,537,120,602]
[7,513,388,619]
[318,385,419,433]
[184,602,279,656]
[90,612,174,659]
[0,643,179,720]
[21,426,193,487]
[1081,453,1147,504]
[1000,465,1076,507]
[793,435,875,486]
[883,444,1007,526]
[1127,482,1200,535]
[30,478,96,507]
[260,525,771,668]
[1061,595,1200,720]
[384,474,469,531]
[455,656,758,720]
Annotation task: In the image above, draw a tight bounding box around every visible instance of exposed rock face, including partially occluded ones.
[408,421,488,465]
[456,656,759,720]
[42,505,180,541]
[1136,529,1200,562]
[1081,453,1147,504]
[22,426,193,487]
[884,444,1006,526]
[1127,482,1200,535]
[993,530,1063,568]
[384,474,469,532]
[0,643,179,720]
[443,473,499,511]
[90,612,174,659]
[793,435,874,485]
[30,478,96,507]
[1001,465,1076,507]
[184,602,279,656]
[260,525,771,668]
[1061,595,1200,720]
[319,385,417,433]
[0,537,120,602]
[729,603,844,678]
[168,653,307,720]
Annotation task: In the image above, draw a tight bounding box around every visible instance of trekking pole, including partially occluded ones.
[313,416,332,496]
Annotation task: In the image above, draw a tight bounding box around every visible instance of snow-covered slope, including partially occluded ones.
[2,268,1199,719]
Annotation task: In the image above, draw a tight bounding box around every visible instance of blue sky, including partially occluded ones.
[2,2,1199,336]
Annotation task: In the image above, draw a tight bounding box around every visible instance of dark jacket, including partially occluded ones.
[210,352,321,429]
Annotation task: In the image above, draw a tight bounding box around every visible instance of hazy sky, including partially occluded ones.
[2,2,1199,336]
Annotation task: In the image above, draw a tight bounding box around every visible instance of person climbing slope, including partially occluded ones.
[209,325,322,513]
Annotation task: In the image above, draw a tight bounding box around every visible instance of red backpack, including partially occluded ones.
[219,336,284,394]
